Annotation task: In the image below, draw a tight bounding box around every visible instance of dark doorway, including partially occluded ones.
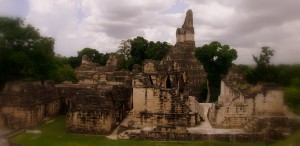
[166,75,171,88]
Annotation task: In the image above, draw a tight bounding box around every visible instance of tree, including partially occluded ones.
[77,48,102,64]
[195,41,237,102]
[49,55,78,83]
[68,56,81,69]
[284,77,300,115]
[116,37,171,71]
[117,39,131,60]
[146,41,171,60]
[130,36,148,65]
[0,17,56,86]
[68,48,109,69]
[276,64,300,86]
[249,46,277,84]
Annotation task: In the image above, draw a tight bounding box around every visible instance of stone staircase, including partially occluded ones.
[243,117,266,132]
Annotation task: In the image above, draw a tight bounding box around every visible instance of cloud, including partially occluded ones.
[188,0,300,64]
[0,0,300,64]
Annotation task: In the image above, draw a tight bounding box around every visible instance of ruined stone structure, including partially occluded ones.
[57,53,133,134]
[1,9,299,143]
[163,9,206,98]
[57,85,132,134]
[77,54,132,85]
[208,68,290,136]
[0,81,62,129]
[116,10,207,140]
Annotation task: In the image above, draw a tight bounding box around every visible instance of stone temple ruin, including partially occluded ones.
[117,10,207,139]
[0,9,300,142]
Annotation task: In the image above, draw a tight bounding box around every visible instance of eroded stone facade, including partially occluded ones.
[76,54,132,85]
[60,85,132,134]
[116,10,207,140]
[208,68,291,138]
[58,53,133,134]
[0,81,62,129]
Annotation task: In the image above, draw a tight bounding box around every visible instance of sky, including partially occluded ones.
[0,0,300,64]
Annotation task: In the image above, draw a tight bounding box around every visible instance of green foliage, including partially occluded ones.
[198,81,208,102]
[117,39,131,60]
[68,56,81,69]
[276,64,300,86]
[195,41,237,102]
[68,48,109,69]
[145,41,171,60]
[78,48,109,65]
[130,36,149,65]
[116,36,171,71]
[50,55,78,83]
[0,17,79,86]
[249,46,278,84]
[0,17,56,86]
[284,77,300,115]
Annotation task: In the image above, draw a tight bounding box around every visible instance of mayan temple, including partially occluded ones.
[161,9,206,98]
[114,9,207,140]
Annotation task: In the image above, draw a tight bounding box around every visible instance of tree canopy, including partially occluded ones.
[195,41,237,102]
[68,48,109,69]
[0,17,78,87]
[116,36,171,71]
[0,17,55,86]
[247,46,277,84]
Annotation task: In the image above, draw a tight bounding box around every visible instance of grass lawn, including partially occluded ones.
[10,115,299,146]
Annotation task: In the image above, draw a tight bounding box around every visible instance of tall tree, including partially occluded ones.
[0,17,56,86]
[68,48,109,69]
[249,46,277,84]
[115,36,172,71]
[117,39,131,60]
[146,41,171,60]
[130,36,148,65]
[77,48,103,64]
[195,41,237,102]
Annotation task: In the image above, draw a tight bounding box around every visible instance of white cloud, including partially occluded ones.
[1,0,300,64]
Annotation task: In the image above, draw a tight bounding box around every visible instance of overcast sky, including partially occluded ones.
[1,0,300,64]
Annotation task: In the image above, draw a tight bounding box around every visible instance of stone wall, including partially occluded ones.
[64,85,132,134]
[0,81,63,129]
[208,67,288,132]
[76,54,133,85]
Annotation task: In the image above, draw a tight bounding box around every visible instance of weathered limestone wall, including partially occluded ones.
[76,54,133,85]
[254,90,284,115]
[67,110,115,134]
[209,78,287,129]
[0,81,63,129]
[0,100,62,129]
[64,85,132,134]
[127,128,265,142]
[176,10,194,43]
[188,96,205,119]
[45,99,62,117]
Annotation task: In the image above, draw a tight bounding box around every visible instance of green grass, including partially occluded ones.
[9,116,299,146]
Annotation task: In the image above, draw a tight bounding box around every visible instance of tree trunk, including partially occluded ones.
[206,80,211,103]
